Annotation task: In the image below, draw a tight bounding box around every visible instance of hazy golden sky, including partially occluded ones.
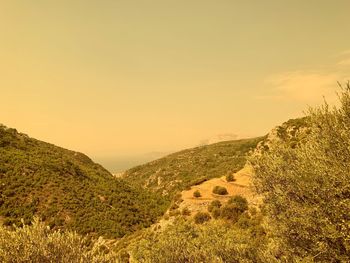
[1,1,350,169]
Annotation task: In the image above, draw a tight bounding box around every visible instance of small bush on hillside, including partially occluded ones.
[194,212,211,224]
[208,200,222,212]
[0,217,118,263]
[220,204,241,222]
[211,207,221,219]
[226,173,236,182]
[193,190,201,198]
[212,186,228,195]
[228,195,248,212]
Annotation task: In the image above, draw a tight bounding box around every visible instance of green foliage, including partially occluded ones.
[251,85,350,262]
[123,137,263,198]
[194,212,211,224]
[193,190,201,198]
[207,196,248,222]
[207,200,222,212]
[225,173,236,182]
[0,125,168,239]
[228,195,249,212]
[0,217,118,263]
[130,219,273,263]
[210,207,221,219]
[220,204,241,222]
[212,186,228,195]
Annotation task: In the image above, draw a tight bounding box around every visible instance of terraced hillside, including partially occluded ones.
[123,137,264,198]
[0,124,168,239]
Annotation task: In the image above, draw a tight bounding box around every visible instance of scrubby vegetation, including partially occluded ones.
[130,215,269,263]
[225,173,236,182]
[207,200,222,212]
[193,212,211,224]
[251,85,350,262]
[193,190,201,198]
[206,195,249,223]
[0,217,119,263]
[0,125,168,239]
[212,186,228,195]
[123,137,263,199]
[127,85,350,262]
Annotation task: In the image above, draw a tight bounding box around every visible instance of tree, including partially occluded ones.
[250,84,350,262]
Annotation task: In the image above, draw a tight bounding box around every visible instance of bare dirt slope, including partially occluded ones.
[179,164,262,214]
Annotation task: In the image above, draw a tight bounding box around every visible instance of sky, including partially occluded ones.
[1,1,350,172]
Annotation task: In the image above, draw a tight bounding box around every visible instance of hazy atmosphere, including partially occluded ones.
[1,1,350,171]
[1,2,350,262]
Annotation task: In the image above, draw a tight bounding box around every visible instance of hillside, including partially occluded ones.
[174,118,308,217]
[0,124,168,239]
[123,137,264,198]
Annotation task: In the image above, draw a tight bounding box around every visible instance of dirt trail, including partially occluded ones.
[179,164,262,214]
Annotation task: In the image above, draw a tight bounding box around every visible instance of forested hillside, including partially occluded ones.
[0,125,168,239]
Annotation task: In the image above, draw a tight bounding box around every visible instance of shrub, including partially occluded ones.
[220,204,241,222]
[211,207,221,219]
[208,200,222,212]
[193,190,201,198]
[130,219,272,262]
[251,84,350,262]
[212,186,228,195]
[0,217,118,263]
[228,195,248,212]
[194,212,211,224]
[226,173,236,182]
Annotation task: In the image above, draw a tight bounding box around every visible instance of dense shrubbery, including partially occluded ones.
[251,85,350,262]
[130,217,270,263]
[0,218,119,263]
[206,195,249,223]
[212,186,228,195]
[0,126,168,239]
[124,137,263,198]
